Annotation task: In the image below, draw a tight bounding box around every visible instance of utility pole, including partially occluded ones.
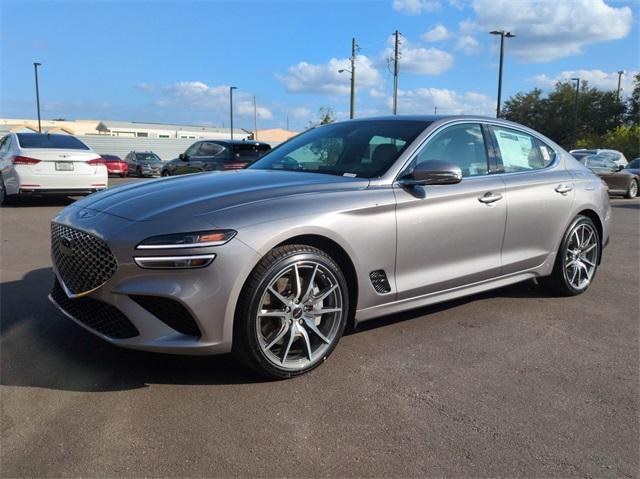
[33,62,42,133]
[571,78,580,149]
[434,106,437,115]
[229,86,237,141]
[616,70,625,100]
[286,115,289,131]
[489,30,515,118]
[350,37,357,119]
[253,95,258,140]
[392,30,400,115]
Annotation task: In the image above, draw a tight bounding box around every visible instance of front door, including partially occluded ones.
[394,122,507,300]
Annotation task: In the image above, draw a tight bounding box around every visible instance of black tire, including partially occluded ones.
[626,179,638,199]
[137,167,143,178]
[120,173,126,178]
[0,177,17,206]
[233,244,349,379]
[161,170,170,177]
[540,215,601,296]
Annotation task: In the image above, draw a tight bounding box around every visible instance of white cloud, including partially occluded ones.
[471,0,633,62]
[153,81,273,120]
[455,35,480,55]
[382,37,454,75]
[392,0,441,14]
[278,55,381,95]
[369,88,386,99]
[531,69,638,96]
[421,24,451,42]
[393,87,495,115]
[289,106,312,119]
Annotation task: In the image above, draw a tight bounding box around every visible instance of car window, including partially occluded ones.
[135,153,161,162]
[185,143,201,157]
[233,143,271,161]
[198,142,225,157]
[490,126,552,173]
[413,123,488,177]
[628,159,640,169]
[16,133,90,150]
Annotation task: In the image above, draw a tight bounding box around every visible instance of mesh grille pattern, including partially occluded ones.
[130,295,201,337]
[369,270,391,294]
[51,223,117,295]
[51,278,139,339]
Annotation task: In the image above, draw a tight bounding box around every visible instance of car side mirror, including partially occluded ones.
[398,160,463,186]
[616,164,624,171]
[179,153,189,162]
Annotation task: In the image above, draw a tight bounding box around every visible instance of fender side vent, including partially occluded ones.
[369,270,391,294]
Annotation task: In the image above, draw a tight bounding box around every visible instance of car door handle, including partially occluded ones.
[478,192,503,204]
[555,184,573,194]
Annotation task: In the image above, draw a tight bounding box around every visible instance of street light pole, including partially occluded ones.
[572,77,580,149]
[33,62,42,133]
[229,86,237,141]
[253,95,258,140]
[616,70,625,100]
[489,30,515,118]
[349,37,356,119]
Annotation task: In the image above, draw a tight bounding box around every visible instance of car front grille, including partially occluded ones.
[129,295,202,337]
[51,223,118,296]
[51,278,139,339]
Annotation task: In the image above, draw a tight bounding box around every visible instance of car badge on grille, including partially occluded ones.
[78,209,96,219]
[60,236,75,257]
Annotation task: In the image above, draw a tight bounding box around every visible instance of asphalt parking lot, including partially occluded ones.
[1,177,638,477]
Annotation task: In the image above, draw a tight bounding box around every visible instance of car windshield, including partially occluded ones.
[17,133,90,150]
[135,153,161,162]
[628,159,640,169]
[249,120,429,178]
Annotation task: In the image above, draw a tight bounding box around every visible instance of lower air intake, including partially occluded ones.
[51,278,139,339]
[369,270,391,294]
[129,295,201,337]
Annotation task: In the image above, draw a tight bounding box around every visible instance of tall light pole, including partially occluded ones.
[338,37,358,119]
[392,30,400,115]
[616,70,625,100]
[253,95,258,140]
[33,62,42,133]
[572,77,580,149]
[229,86,237,141]
[489,30,515,118]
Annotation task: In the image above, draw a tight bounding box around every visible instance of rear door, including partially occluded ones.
[487,125,575,274]
[198,142,229,171]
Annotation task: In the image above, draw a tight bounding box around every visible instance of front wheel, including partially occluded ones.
[233,245,349,379]
[540,215,601,296]
[626,179,638,199]
[161,170,170,177]
[137,167,143,178]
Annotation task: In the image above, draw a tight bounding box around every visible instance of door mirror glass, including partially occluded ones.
[179,153,188,162]
[399,160,463,186]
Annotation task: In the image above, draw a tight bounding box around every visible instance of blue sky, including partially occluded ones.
[1,0,638,130]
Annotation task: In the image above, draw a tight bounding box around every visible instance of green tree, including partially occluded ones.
[625,72,640,125]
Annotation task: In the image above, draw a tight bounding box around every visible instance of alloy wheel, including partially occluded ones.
[255,260,343,371]
[629,180,638,198]
[563,222,598,291]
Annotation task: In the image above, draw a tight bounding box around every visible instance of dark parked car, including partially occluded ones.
[161,140,271,176]
[124,151,164,177]
[626,158,640,176]
[101,154,128,177]
[578,154,638,198]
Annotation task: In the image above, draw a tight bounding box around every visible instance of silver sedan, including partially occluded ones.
[49,116,611,378]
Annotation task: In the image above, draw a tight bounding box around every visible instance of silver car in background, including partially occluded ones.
[49,116,611,378]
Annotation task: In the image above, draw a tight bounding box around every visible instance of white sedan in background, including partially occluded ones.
[0,133,108,205]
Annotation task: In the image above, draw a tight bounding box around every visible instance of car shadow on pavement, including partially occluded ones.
[611,202,639,210]
[0,268,265,392]
[3,196,76,208]
[2,268,552,393]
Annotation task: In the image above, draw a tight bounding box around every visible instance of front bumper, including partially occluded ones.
[49,206,261,355]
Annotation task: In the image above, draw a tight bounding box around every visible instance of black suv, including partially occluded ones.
[161,140,271,176]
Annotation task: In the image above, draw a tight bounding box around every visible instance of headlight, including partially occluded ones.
[134,254,216,269]
[136,230,236,249]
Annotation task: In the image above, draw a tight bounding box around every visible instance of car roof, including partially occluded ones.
[202,139,271,146]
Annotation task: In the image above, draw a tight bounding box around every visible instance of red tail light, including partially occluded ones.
[12,155,41,165]
[87,157,106,166]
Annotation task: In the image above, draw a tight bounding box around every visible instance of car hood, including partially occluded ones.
[71,169,369,222]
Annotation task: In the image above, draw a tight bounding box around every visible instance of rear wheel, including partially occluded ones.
[540,215,600,296]
[626,179,638,199]
[161,170,170,177]
[233,245,349,379]
[137,167,143,178]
